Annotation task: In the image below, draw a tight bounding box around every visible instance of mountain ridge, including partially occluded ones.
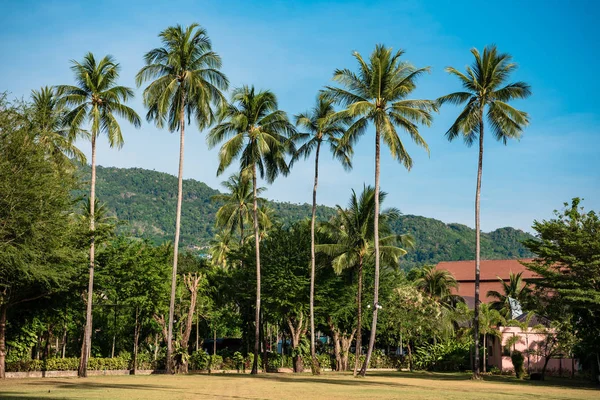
[84,165,534,268]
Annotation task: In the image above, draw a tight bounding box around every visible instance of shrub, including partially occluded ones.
[511,351,525,379]
[233,352,245,372]
[189,350,209,370]
[317,353,333,370]
[6,357,131,372]
[489,366,502,375]
[413,341,471,372]
[208,355,224,370]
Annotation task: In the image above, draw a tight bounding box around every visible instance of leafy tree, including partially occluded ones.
[437,45,531,378]
[0,100,80,378]
[292,96,352,373]
[57,52,141,377]
[523,198,600,381]
[136,23,228,373]
[325,45,435,375]
[487,271,532,319]
[208,85,294,374]
[317,185,412,376]
[30,86,86,167]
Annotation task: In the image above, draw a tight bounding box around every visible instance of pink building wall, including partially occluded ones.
[487,326,577,375]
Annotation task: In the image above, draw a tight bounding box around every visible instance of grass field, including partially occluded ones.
[0,371,597,400]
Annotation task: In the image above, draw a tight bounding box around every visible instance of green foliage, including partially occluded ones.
[189,349,210,370]
[413,340,471,372]
[511,351,525,378]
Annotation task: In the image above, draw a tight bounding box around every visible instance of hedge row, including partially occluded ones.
[7,357,131,372]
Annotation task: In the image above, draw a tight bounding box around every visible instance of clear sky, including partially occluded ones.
[1,0,599,232]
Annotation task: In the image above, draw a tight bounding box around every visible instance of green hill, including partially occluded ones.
[83,165,534,268]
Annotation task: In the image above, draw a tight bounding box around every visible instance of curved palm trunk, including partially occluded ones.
[353,256,364,377]
[361,127,381,376]
[78,134,97,378]
[473,118,484,380]
[166,102,186,374]
[251,164,261,374]
[310,141,321,375]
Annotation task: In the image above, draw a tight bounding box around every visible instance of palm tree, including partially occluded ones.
[57,52,141,377]
[30,86,86,166]
[437,45,531,379]
[136,23,228,373]
[487,271,531,318]
[317,185,412,376]
[208,85,295,374]
[292,96,352,374]
[211,172,266,248]
[414,265,462,306]
[324,45,435,375]
[478,303,505,373]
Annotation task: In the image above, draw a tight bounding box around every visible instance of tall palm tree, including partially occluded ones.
[414,265,462,306]
[136,23,228,373]
[57,52,141,377]
[30,86,86,166]
[292,96,352,374]
[437,45,531,379]
[487,271,531,318]
[317,186,412,376]
[324,45,435,375]
[208,85,295,374]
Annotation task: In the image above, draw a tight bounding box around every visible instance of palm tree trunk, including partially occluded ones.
[167,99,186,374]
[239,209,244,268]
[473,117,484,380]
[132,306,139,375]
[483,333,487,373]
[353,256,363,377]
[0,303,7,378]
[251,164,261,374]
[310,141,321,375]
[361,126,381,376]
[79,134,97,378]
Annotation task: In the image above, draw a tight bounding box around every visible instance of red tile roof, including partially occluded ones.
[436,259,538,282]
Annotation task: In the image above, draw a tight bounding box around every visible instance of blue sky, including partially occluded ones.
[1,0,599,232]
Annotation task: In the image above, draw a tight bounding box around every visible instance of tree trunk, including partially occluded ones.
[287,314,307,373]
[167,100,186,374]
[196,311,199,352]
[111,302,117,358]
[262,319,268,372]
[61,327,67,359]
[328,318,342,371]
[472,117,484,380]
[132,307,139,375]
[79,133,97,378]
[239,208,245,268]
[179,273,201,374]
[309,141,321,375]
[541,355,551,381]
[407,342,413,372]
[354,256,364,376]
[341,330,356,372]
[362,126,381,376]
[251,163,261,374]
[213,329,217,356]
[483,333,487,373]
[0,303,7,378]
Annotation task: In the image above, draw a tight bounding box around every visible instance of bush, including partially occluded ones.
[511,351,525,379]
[489,366,502,375]
[233,352,245,372]
[189,350,210,370]
[317,353,333,370]
[413,341,471,372]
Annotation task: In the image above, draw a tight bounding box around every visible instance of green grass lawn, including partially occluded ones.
[0,371,597,400]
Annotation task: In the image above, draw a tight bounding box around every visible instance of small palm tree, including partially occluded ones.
[478,303,505,373]
[208,85,295,374]
[414,265,462,306]
[57,53,140,377]
[325,45,435,375]
[30,86,86,166]
[317,185,413,376]
[487,271,532,318]
[292,96,352,374]
[437,45,531,379]
[136,23,228,373]
[211,172,266,247]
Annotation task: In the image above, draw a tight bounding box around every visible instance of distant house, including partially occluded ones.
[436,259,537,308]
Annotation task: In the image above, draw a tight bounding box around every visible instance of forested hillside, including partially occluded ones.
[82,166,534,267]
